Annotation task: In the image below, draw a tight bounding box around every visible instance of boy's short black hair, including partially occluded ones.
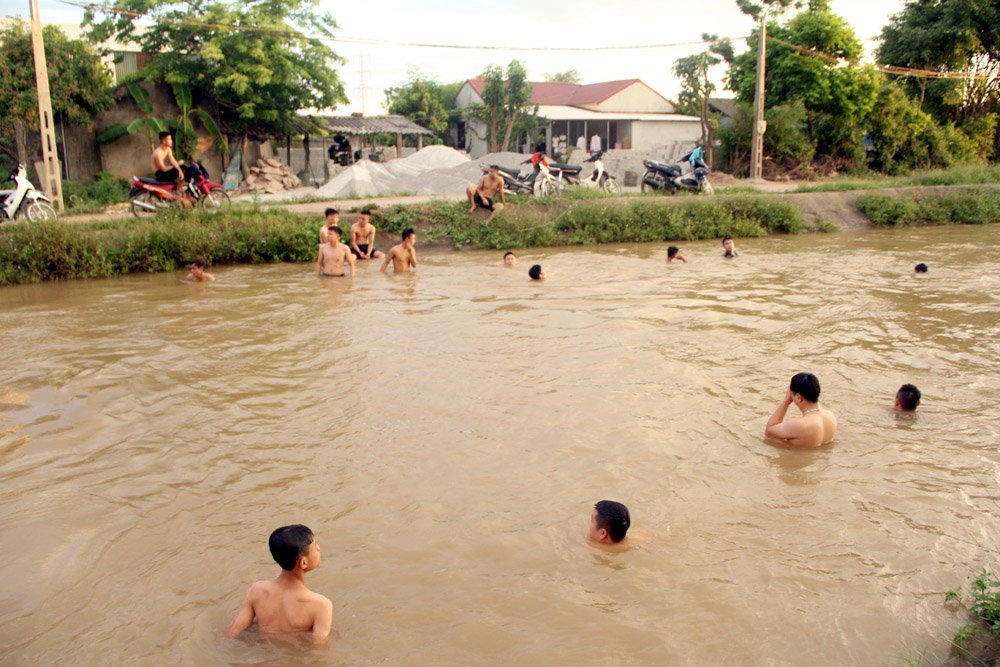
[158,130,171,141]
[790,372,821,403]
[402,228,415,241]
[361,209,372,216]
[269,524,314,570]
[667,246,680,257]
[896,384,921,411]
[529,264,543,280]
[324,208,338,217]
[503,251,515,259]
[192,258,206,268]
[914,263,928,273]
[327,225,342,236]
[722,236,732,244]
[594,500,630,543]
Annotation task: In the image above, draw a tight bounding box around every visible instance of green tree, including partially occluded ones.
[544,69,581,84]
[86,0,348,173]
[726,0,878,168]
[878,0,999,157]
[469,60,535,153]
[673,40,722,166]
[384,71,460,144]
[0,20,113,165]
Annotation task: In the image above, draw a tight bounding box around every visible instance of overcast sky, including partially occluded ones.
[5,0,907,114]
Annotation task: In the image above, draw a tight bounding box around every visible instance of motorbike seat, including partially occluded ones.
[495,166,520,177]
[549,162,582,175]
[136,177,177,186]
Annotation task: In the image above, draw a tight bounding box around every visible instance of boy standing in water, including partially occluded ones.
[667,246,687,263]
[380,228,418,274]
[185,259,215,282]
[764,372,838,448]
[226,524,333,645]
[316,226,356,278]
[722,236,738,258]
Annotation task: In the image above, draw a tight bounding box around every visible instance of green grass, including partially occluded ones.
[855,189,1000,226]
[61,172,132,213]
[794,163,1000,193]
[944,570,1000,665]
[0,206,318,286]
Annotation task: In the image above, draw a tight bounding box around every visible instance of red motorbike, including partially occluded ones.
[129,162,231,218]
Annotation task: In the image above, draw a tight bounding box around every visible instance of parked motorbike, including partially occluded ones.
[129,162,231,218]
[549,150,620,194]
[641,148,714,195]
[487,158,559,197]
[0,163,58,222]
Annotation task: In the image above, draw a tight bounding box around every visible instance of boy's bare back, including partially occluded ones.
[230,578,332,643]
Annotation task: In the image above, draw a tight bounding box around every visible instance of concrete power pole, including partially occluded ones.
[749,13,767,182]
[29,0,64,211]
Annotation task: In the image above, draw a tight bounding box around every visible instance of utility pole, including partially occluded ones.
[749,12,767,182]
[29,0,64,211]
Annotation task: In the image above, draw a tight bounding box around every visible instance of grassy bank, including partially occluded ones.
[794,163,1000,193]
[0,207,317,286]
[373,196,808,250]
[855,188,1000,226]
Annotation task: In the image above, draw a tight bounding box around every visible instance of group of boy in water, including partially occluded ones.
[193,204,926,645]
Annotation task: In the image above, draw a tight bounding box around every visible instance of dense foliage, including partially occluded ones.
[384,72,461,145]
[0,21,113,164]
[467,60,536,153]
[855,188,1000,225]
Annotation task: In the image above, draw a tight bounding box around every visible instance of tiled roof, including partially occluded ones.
[315,115,435,136]
[463,78,658,107]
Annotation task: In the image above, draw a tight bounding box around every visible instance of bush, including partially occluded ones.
[62,172,131,213]
[856,189,1000,226]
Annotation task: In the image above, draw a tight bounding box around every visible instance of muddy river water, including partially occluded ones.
[1,225,999,666]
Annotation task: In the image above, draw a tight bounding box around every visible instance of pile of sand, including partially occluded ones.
[315,145,479,198]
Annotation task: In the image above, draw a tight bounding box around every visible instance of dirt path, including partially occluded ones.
[53,182,998,233]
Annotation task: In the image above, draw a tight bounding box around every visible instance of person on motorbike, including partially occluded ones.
[527,148,550,189]
[152,131,184,183]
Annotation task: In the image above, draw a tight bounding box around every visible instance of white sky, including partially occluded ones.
[9,0,908,114]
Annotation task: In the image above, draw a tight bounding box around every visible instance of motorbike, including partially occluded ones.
[549,150,620,194]
[128,162,231,218]
[641,148,714,195]
[487,158,559,197]
[0,163,58,222]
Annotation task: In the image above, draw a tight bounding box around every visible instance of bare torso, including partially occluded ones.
[788,410,838,448]
[152,145,174,172]
[317,243,350,276]
[386,243,415,273]
[351,222,376,250]
[478,173,504,199]
[244,580,328,635]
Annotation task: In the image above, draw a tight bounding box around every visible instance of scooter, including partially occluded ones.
[549,150,620,194]
[486,158,559,197]
[0,163,58,222]
[641,148,714,195]
[128,162,231,218]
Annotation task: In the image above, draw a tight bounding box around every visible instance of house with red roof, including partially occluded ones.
[455,78,702,159]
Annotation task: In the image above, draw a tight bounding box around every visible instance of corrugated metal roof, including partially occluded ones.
[462,78,669,107]
[295,112,435,136]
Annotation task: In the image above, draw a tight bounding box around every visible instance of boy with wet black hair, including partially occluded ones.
[667,246,686,263]
[185,259,215,282]
[589,500,631,544]
[320,208,339,244]
[765,372,838,448]
[503,251,517,267]
[226,524,333,645]
[914,263,928,273]
[895,384,922,412]
[528,264,545,280]
[722,236,738,258]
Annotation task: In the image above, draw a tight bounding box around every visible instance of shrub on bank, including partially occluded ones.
[373,196,806,250]
[0,207,317,285]
[855,189,1000,226]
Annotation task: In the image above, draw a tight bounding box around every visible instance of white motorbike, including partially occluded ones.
[549,150,620,194]
[0,163,58,222]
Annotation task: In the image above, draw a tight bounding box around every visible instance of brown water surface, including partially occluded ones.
[2,226,999,666]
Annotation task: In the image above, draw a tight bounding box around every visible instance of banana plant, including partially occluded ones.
[96,80,166,151]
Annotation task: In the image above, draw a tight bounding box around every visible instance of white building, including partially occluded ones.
[455,78,703,159]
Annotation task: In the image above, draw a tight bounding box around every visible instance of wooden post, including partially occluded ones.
[395,132,402,157]
[749,13,767,181]
[417,135,423,151]
[285,135,291,166]
[302,133,310,183]
[29,0,64,211]
[321,137,329,182]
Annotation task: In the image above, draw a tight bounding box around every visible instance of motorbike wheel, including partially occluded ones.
[538,179,556,197]
[701,179,715,195]
[199,187,231,210]
[602,177,621,195]
[640,171,655,193]
[130,191,161,219]
[25,200,58,221]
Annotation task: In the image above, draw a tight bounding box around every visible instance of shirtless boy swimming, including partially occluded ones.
[380,228,417,274]
[316,226,356,278]
[226,524,333,646]
[764,372,838,448]
[184,258,215,282]
[350,209,385,260]
[589,500,631,545]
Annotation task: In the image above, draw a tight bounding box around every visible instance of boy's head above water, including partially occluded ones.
[529,264,545,280]
[589,500,630,544]
[269,524,320,571]
[895,383,921,412]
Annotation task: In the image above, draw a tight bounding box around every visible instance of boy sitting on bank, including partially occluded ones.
[226,524,333,646]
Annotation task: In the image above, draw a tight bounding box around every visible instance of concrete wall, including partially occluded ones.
[92,82,224,180]
[59,122,102,182]
[630,120,701,155]
[587,83,675,114]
